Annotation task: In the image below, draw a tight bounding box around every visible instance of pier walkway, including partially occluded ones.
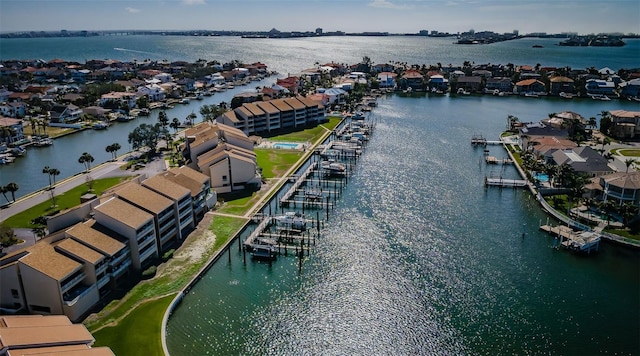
[484,177,527,187]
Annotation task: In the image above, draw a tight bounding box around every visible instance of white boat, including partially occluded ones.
[274,211,307,231]
[33,137,53,147]
[457,88,471,95]
[93,122,109,130]
[10,146,26,156]
[179,98,190,104]
[559,92,574,99]
[305,189,323,201]
[524,92,539,98]
[321,160,346,175]
[0,154,15,164]
[195,92,204,100]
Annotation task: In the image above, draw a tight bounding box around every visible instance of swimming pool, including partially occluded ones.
[533,172,549,182]
[272,142,301,150]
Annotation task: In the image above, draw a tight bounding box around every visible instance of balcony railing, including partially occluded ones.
[60,273,86,293]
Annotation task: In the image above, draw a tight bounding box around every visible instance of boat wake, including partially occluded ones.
[113,47,160,56]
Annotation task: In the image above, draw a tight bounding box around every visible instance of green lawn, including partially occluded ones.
[2,177,130,228]
[255,148,303,179]
[92,294,175,356]
[85,216,245,333]
[266,117,341,142]
[614,148,640,157]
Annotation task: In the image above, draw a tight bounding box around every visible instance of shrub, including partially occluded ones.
[162,249,174,261]
[141,266,156,279]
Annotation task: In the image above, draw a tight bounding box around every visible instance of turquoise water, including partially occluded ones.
[534,172,550,182]
[272,142,300,150]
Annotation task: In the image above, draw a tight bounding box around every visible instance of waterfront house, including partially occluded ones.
[599,172,640,206]
[549,76,575,95]
[0,88,13,102]
[428,75,448,92]
[610,110,640,139]
[514,79,545,94]
[0,116,25,144]
[276,76,301,94]
[585,79,615,96]
[485,77,512,93]
[620,78,640,98]
[0,101,26,118]
[551,146,614,177]
[93,197,158,271]
[456,76,482,92]
[99,92,137,110]
[48,103,83,124]
[401,69,424,90]
[137,84,166,102]
[377,72,397,88]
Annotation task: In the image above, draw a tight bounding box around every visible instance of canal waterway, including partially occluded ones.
[1,35,639,354]
[166,94,639,355]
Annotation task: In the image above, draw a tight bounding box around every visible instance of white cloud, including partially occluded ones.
[368,0,411,10]
[182,0,206,5]
[125,7,140,13]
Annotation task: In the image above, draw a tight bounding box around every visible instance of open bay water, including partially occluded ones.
[1,35,639,354]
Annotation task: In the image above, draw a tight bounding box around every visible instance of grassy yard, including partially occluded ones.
[92,294,174,356]
[255,148,303,179]
[86,215,245,332]
[1,177,130,228]
[266,117,342,143]
[612,148,640,157]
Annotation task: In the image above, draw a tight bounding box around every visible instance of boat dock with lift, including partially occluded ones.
[539,224,601,253]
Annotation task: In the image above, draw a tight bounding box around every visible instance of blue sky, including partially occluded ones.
[1,0,639,34]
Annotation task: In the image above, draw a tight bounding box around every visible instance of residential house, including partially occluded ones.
[485,77,512,93]
[401,70,424,90]
[600,172,640,206]
[0,116,25,145]
[456,76,482,92]
[585,79,615,96]
[549,76,575,95]
[137,84,166,102]
[620,78,640,98]
[49,103,83,123]
[99,92,137,110]
[610,110,640,139]
[428,75,448,92]
[377,72,397,88]
[551,146,614,177]
[514,79,545,94]
[0,101,26,118]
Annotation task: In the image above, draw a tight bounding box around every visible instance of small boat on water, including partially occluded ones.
[179,98,190,104]
[116,114,134,122]
[33,137,54,147]
[457,88,471,95]
[559,92,574,99]
[590,94,611,101]
[305,189,323,201]
[138,108,150,116]
[10,146,26,156]
[524,92,539,98]
[321,159,347,176]
[0,154,15,164]
[532,44,544,48]
[93,122,109,130]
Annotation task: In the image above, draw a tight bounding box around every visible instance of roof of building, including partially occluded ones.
[269,98,294,112]
[610,110,640,119]
[220,110,240,123]
[18,347,116,355]
[550,76,574,83]
[65,220,126,256]
[601,171,640,190]
[5,344,90,355]
[552,146,613,173]
[243,102,265,116]
[0,324,93,351]
[94,196,153,229]
[114,183,173,214]
[170,166,209,184]
[254,101,279,114]
[283,97,306,110]
[18,243,82,281]
[55,238,104,265]
[515,78,544,86]
[0,315,71,328]
[142,174,191,201]
[159,171,202,197]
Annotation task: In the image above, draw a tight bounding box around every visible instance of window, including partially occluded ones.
[11,289,19,298]
[222,175,228,181]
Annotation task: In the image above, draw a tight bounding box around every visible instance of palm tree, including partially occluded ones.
[105,143,121,161]
[5,183,18,202]
[49,168,60,186]
[170,117,180,133]
[158,110,169,129]
[78,152,94,172]
[588,117,597,129]
[600,137,611,153]
[0,185,9,203]
[42,166,53,188]
[624,158,636,173]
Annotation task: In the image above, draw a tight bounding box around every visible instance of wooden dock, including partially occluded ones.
[539,225,600,253]
[484,177,527,187]
[485,156,513,165]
